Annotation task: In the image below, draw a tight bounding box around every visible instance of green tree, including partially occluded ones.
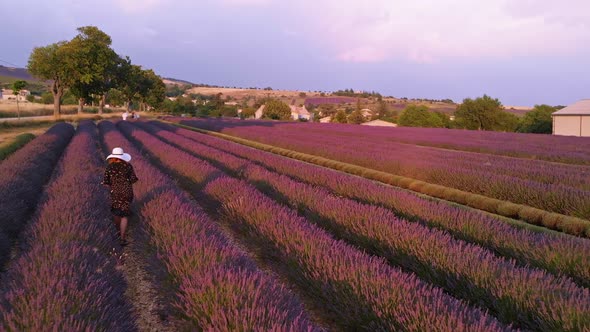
[333,109,348,123]
[494,111,520,132]
[432,111,452,128]
[64,26,119,114]
[398,105,443,128]
[454,95,504,130]
[118,63,146,111]
[41,92,54,104]
[27,42,72,118]
[240,107,256,119]
[138,69,166,111]
[106,88,124,107]
[11,80,27,119]
[347,109,366,124]
[263,99,291,120]
[518,104,555,134]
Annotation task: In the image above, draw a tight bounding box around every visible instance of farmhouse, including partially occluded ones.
[255,104,313,121]
[361,119,398,127]
[1,89,30,101]
[290,105,312,121]
[552,99,590,137]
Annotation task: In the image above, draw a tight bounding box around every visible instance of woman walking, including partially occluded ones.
[102,147,138,246]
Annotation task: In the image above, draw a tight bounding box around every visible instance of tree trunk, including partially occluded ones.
[16,96,20,120]
[53,91,62,120]
[99,94,106,115]
[78,98,84,114]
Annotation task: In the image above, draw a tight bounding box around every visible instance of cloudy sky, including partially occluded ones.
[2,0,590,105]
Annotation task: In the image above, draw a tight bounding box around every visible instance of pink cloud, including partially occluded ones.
[286,0,590,63]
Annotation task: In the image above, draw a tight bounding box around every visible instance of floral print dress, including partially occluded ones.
[102,160,138,217]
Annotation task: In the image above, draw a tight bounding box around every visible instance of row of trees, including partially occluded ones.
[27,26,165,118]
[397,95,556,133]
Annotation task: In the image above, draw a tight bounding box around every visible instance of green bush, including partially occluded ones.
[518,207,545,225]
[496,202,521,218]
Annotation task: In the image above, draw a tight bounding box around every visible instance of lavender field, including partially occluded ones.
[173,118,590,223]
[0,118,589,331]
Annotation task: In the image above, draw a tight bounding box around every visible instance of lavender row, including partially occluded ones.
[139,121,590,331]
[121,121,509,331]
[0,122,74,267]
[174,118,590,219]
[177,117,590,165]
[157,121,590,287]
[0,121,134,331]
[101,121,317,330]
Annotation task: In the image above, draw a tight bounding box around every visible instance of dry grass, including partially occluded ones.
[0,124,52,145]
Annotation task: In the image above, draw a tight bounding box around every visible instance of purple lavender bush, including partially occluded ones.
[0,121,135,331]
[156,121,590,287]
[172,118,590,219]
[139,121,590,331]
[0,122,74,268]
[120,121,509,331]
[102,121,318,330]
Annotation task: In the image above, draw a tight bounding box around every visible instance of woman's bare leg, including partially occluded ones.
[120,217,128,240]
[113,216,121,231]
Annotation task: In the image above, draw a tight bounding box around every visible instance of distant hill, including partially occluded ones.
[0,65,34,82]
[162,77,195,86]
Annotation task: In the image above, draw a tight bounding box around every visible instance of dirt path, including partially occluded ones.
[117,211,178,332]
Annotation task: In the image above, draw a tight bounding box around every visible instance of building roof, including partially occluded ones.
[361,119,398,127]
[553,99,590,116]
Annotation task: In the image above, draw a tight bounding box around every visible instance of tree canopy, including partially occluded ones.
[333,110,348,123]
[518,104,556,134]
[347,110,366,124]
[454,95,515,131]
[27,26,165,118]
[28,42,72,118]
[65,26,120,113]
[398,105,444,128]
[263,99,291,120]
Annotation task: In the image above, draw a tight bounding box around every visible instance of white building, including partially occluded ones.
[1,89,30,101]
[552,99,590,137]
[319,116,332,123]
[289,105,312,121]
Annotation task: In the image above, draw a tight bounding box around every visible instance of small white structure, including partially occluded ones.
[290,105,312,121]
[361,108,373,119]
[361,119,398,127]
[1,89,30,101]
[552,99,590,137]
[319,116,332,123]
[255,105,265,119]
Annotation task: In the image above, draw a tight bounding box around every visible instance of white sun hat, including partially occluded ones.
[106,147,131,162]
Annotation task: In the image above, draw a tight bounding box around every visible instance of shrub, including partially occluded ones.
[518,207,545,225]
[496,202,521,218]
